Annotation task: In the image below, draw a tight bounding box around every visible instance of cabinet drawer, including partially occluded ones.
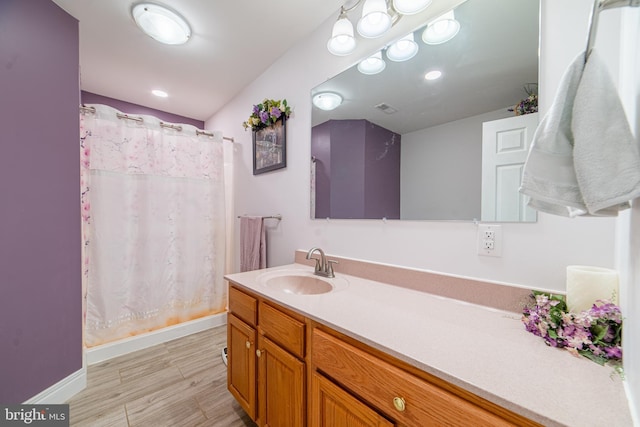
[312,329,514,427]
[259,301,305,358]
[228,285,257,326]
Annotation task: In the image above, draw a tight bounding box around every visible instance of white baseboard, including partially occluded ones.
[86,312,227,365]
[23,368,87,404]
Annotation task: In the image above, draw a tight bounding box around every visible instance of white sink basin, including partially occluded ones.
[257,269,348,295]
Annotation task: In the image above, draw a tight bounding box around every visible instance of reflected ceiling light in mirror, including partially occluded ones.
[313,92,343,111]
[327,7,357,56]
[424,70,442,80]
[392,0,432,15]
[357,51,386,74]
[386,33,418,62]
[132,3,191,45]
[422,10,460,45]
[357,0,392,38]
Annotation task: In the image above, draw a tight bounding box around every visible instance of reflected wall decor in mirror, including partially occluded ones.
[310,0,540,222]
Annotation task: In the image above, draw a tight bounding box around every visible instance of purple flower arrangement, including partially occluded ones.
[522,291,623,373]
[242,99,292,131]
[509,83,538,115]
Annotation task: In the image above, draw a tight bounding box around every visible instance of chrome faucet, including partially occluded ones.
[305,247,337,278]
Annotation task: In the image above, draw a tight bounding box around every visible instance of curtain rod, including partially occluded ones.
[79,105,234,142]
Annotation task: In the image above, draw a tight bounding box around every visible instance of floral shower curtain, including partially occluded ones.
[80,104,227,347]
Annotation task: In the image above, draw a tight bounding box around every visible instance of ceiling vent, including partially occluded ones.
[375,103,399,114]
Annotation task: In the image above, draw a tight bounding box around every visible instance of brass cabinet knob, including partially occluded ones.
[245,340,251,349]
[393,396,406,412]
[256,349,263,358]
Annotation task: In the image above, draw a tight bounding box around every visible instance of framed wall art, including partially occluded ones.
[253,117,286,175]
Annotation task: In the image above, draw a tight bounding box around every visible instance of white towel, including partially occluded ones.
[240,216,266,272]
[573,51,640,214]
[520,52,586,217]
[520,50,640,217]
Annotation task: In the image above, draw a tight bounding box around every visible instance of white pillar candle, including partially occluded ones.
[566,265,619,313]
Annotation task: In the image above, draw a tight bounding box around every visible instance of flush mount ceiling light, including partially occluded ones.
[313,92,343,111]
[422,10,460,45]
[132,3,191,45]
[327,7,357,56]
[392,0,432,15]
[357,0,392,38]
[386,32,418,62]
[357,51,386,75]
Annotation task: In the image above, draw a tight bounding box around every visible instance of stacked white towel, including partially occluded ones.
[520,50,640,217]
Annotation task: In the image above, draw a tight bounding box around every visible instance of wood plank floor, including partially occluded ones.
[68,325,256,427]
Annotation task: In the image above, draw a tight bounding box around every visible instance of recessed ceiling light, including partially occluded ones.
[424,70,442,80]
[313,92,343,111]
[132,3,191,45]
[152,89,169,98]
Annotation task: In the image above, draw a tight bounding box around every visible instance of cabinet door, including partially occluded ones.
[257,335,305,427]
[228,314,257,420]
[311,372,394,427]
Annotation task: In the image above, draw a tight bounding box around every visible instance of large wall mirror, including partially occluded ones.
[310,0,540,222]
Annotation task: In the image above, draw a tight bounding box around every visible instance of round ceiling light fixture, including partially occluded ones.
[132,3,191,45]
[313,92,343,111]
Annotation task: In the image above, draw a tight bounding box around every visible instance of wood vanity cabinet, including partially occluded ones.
[227,282,540,427]
[227,286,258,419]
[310,328,540,427]
[227,284,306,426]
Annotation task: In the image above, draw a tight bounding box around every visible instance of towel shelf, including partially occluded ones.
[237,215,282,220]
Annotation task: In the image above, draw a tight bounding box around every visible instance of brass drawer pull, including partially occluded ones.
[245,340,251,349]
[393,396,406,412]
[256,349,263,358]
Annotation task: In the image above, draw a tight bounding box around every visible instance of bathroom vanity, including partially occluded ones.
[225,252,632,427]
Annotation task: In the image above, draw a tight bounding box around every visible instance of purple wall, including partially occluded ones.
[311,120,401,219]
[311,121,332,218]
[331,121,366,218]
[364,121,401,219]
[82,92,205,129]
[0,0,82,403]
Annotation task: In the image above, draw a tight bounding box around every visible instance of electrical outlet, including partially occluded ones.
[477,224,502,257]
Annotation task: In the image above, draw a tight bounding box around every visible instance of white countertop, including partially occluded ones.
[225,263,633,427]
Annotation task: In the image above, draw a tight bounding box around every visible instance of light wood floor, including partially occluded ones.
[68,325,256,427]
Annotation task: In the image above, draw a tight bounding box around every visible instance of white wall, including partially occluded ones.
[401,108,511,220]
[618,7,640,425]
[207,0,617,292]
[208,1,638,419]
